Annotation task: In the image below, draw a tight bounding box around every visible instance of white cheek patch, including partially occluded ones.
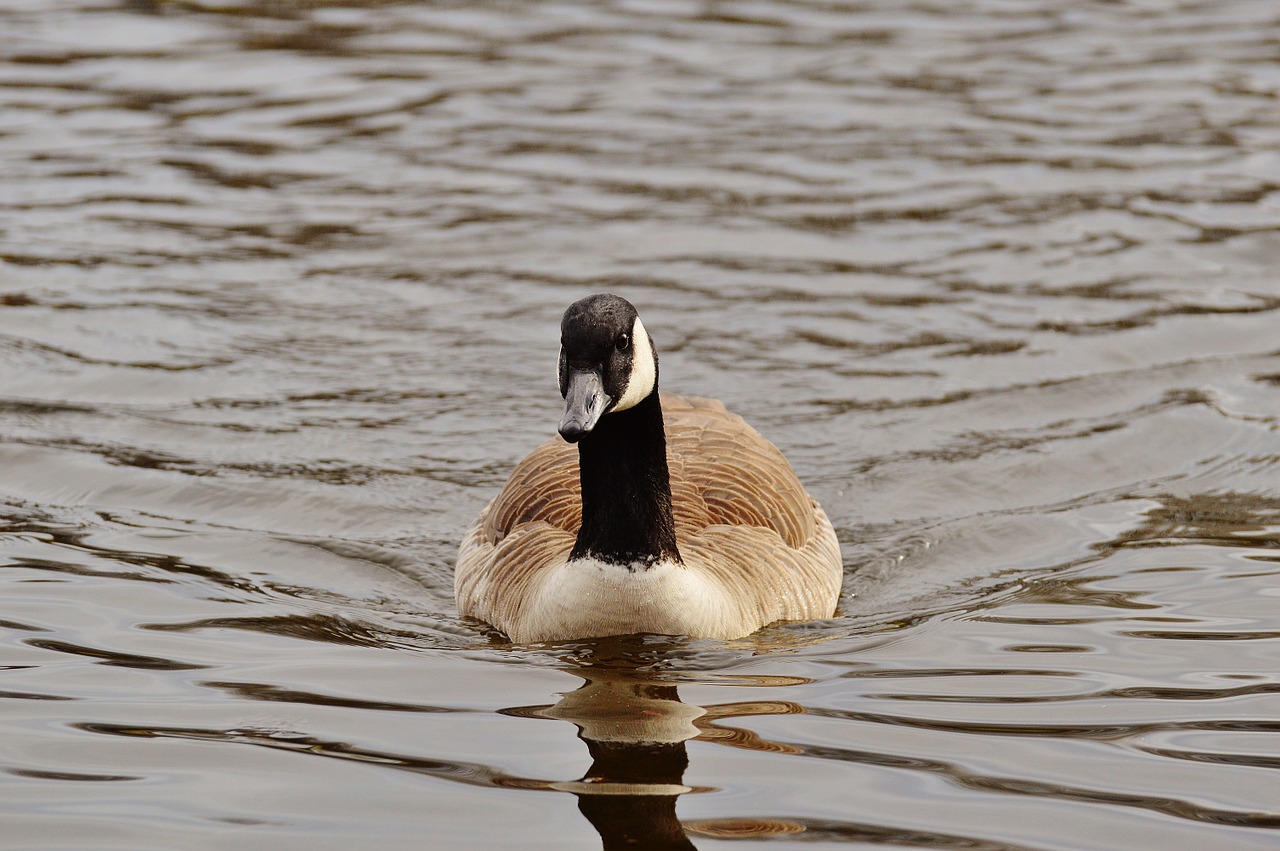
[613,317,656,412]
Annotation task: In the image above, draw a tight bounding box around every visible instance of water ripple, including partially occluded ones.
[2,0,1279,847]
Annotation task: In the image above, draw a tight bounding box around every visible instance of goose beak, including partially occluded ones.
[559,368,611,443]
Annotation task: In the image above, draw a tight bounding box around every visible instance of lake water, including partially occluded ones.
[2,1,1279,848]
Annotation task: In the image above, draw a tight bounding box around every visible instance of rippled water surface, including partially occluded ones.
[3,1,1280,847]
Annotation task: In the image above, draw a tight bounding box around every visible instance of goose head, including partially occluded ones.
[557,294,658,443]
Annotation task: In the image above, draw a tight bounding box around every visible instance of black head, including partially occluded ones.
[558,294,658,442]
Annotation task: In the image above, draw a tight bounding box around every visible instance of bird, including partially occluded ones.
[455,293,842,643]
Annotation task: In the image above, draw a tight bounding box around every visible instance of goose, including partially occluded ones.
[455,294,842,643]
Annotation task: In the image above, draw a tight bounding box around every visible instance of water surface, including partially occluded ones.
[2,1,1279,848]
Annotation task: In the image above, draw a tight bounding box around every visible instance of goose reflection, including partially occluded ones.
[502,647,810,849]
[87,641,809,848]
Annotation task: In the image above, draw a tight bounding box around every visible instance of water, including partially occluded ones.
[2,0,1279,847]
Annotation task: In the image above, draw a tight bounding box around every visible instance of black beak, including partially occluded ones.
[559,368,611,443]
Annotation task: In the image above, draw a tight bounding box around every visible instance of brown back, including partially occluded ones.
[484,394,816,549]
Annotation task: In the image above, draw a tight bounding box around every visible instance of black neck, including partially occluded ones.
[576,739,695,851]
[572,392,681,567]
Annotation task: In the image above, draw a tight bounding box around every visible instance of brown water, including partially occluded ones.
[2,1,1279,848]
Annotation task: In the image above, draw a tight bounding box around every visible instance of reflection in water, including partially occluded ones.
[69,630,1280,846]
[505,650,1054,849]
[83,654,811,849]
[505,659,735,850]
[1118,491,1280,551]
[547,677,701,850]
[4,0,1280,846]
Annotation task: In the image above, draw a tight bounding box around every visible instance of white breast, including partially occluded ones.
[513,557,736,644]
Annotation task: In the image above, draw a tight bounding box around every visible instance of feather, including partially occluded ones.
[456,393,842,642]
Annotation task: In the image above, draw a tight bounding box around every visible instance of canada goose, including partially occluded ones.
[455,294,842,643]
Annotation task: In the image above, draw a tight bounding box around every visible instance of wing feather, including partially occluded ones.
[456,393,842,638]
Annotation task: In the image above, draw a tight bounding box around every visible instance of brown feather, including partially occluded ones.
[456,393,842,641]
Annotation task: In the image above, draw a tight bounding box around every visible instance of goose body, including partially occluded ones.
[455,295,842,643]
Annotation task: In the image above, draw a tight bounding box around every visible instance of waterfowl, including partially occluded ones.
[455,294,842,643]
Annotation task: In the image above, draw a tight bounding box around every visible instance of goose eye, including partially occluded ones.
[616,333,630,351]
